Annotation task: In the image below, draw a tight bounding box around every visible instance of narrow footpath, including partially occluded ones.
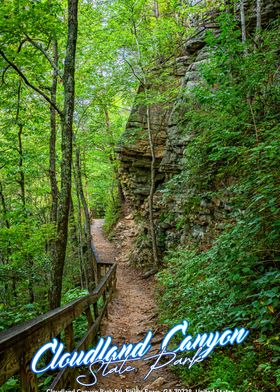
[90,216,182,390]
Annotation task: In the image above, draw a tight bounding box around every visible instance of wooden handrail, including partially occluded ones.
[0,261,117,391]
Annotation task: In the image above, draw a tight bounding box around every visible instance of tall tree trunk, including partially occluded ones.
[18,125,34,303]
[16,81,35,303]
[0,182,13,300]
[75,180,88,290]
[16,81,25,207]
[49,40,59,301]
[240,0,247,45]
[255,0,261,44]
[50,0,79,310]
[103,106,125,204]
[146,104,159,268]
[69,196,78,249]
[131,15,160,269]
[256,0,261,31]
[75,147,98,291]
[49,40,59,223]
[154,1,159,18]
[0,181,10,230]
[68,195,81,286]
[17,125,26,207]
[72,141,86,289]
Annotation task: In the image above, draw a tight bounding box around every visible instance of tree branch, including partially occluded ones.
[25,34,63,80]
[0,49,63,117]
[0,65,10,87]
[17,38,28,53]
[1,39,28,87]
[123,57,144,86]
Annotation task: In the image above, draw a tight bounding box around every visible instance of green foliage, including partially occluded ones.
[157,15,280,391]
[104,191,122,234]
[61,287,88,304]
[0,377,19,392]
[0,303,43,332]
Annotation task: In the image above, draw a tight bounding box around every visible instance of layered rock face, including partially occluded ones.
[116,85,171,207]
[117,1,280,267]
[117,31,213,265]
[117,28,211,197]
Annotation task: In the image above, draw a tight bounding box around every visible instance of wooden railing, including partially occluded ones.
[0,261,117,391]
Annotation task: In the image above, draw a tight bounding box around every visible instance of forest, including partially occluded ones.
[0,0,279,391]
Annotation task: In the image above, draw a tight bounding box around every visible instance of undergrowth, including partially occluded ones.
[157,15,280,391]
[104,190,122,234]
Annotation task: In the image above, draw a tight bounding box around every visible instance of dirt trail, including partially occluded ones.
[90,216,182,390]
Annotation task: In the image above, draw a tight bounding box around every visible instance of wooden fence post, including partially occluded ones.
[85,306,93,326]
[20,358,38,392]
[65,323,74,352]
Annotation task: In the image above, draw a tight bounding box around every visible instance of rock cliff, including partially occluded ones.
[117,1,280,267]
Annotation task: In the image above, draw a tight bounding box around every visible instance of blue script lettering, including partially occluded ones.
[160,320,249,359]
[30,320,249,383]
